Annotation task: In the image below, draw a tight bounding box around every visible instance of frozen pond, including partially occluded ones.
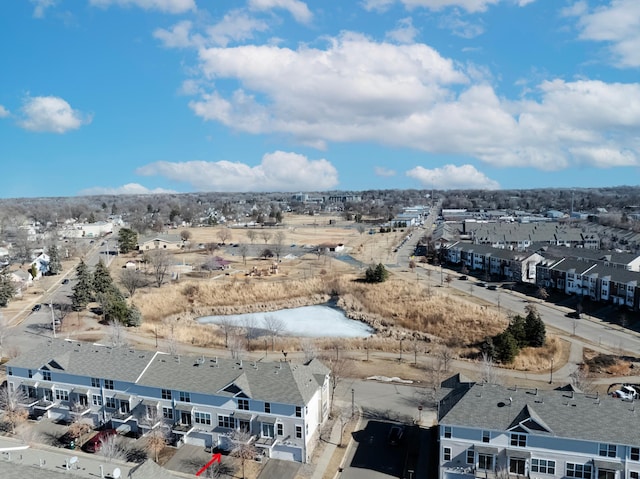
[198,305,374,338]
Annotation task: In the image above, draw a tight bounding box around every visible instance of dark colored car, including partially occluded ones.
[31,304,41,312]
[83,429,117,453]
[458,275,468,280]
[476,282,486,288]
[62,279,70,285]
[487,285,497,291]
[388,425,404,446]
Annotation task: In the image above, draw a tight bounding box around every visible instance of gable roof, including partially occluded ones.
[440,383,640,445]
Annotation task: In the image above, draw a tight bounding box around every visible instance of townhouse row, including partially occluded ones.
[4,339,331,463]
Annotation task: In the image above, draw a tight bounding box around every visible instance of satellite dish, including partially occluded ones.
[113,467,121,479]
[70,456,78,465]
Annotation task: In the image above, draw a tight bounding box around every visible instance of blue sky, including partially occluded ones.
[1,0,639,198]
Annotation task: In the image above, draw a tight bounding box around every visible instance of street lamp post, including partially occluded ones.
[399,338,404,362]
[549,357,554,384]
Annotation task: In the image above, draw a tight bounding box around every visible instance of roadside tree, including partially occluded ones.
[117,228,138,254]
[0,268,16,307]
[120,268,146,297]
[71,260,93,311]
[46,244,62,275]
[146,249,172,287]
[0,384,28,434]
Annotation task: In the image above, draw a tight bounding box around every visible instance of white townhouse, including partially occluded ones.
[438,381,640,479]
[4,339,331,463]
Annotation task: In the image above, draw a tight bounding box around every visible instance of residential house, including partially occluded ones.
[438,380,640,479]
[5,339,331,463]
[137,234,184,252]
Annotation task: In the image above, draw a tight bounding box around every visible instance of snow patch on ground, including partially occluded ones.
[366,376,414,384]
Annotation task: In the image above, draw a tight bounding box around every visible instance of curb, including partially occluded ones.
[332,405,363,479]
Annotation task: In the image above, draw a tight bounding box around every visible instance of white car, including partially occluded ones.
[611,385,638,401]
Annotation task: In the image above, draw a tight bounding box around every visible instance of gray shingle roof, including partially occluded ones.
[7,340,329,406]
[440,383,640,445]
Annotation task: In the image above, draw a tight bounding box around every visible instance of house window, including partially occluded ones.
[295,425,302,439]
[194,412,211,425]
[179,391,190,403]
[466,449,475,464]
[599,444,616,458]
[630,472,639,479]
[567,463,593,478]
[218,415,233,429]
[146,405,156,419]
[106,397,116,409]
[55,389,69,401]
[510,433,526,447]
[443,447,451,461]
[510,458,526,475]
[264,402,271,413]
[92,395,102,406]
[262,423,274,438]
[42,370,51,381]
[482,430,490,443]
[276,423,283,436]
[6,368,12,376]
[104,379,114,390]
[598,470,616,479]
[532,459,556,474]
[91,377,100,388]
[119,401,130,414]
[162,407,173,420]
[238,399,249,410]
[295,406,302,417]
[478,454,494,470]
[443,426,452,438]
[28,369,33,378]
[161,389,172,400]
[631,447,640,461]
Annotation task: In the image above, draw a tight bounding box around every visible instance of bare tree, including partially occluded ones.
[246,230,257,244]
[144,421,169,462]
[0,384,28,434]
[569,363,595,393]
[323,357,353,414]
[273,231,286,261]
[218,317,236,349]
[537,287,549,302]
[99,434,128,462]
[243,317,261,349]
[217,227,232,245]
[229,431,257,479]
[146,249,172,287]
[300,338,318,362]
[480,352,501,385]
[228,333,246,360]
[180,230,192,242]
[0,312,13,360]
[263,315,286,351]
[356,224,366,235]
[437,345,455,374]
[120,268,146,297]
[238,244,249,265]
[109,320,126,348]
[260,231,272,244]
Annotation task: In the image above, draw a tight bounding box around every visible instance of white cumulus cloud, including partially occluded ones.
[135,151,339,192]
[406,164,499,189]
[0,105,9,118]
[18,96,92,133]
[248,0,313,23]
[362,0,531,14]
[374,166,397,177]
[31,0,56,18]
[89,0,196,14]
[386,17,419,44]
[574,0,640,68]
[79,183,178,196]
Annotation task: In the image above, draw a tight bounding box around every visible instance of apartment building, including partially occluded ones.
[4,339,331,463]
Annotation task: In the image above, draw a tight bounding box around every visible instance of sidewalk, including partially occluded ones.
[310,416,343,479]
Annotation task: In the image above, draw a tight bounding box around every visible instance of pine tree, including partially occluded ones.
[71,260,93,311]
[493,330,519,364]
[93,259,114,295]
[117,228,138,254]
[126,304,142,327]
[47,244,62,275]
[0,268,16,307]
[524,305,546,347]
[506,315,527,348]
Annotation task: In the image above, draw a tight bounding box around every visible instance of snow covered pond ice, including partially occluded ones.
[198,305,374,338]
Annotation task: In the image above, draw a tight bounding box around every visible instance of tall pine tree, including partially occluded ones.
[46,244,62,275]
[71,260,93,311]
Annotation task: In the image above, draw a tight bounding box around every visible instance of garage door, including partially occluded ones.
[186,432,211,448]
[270,445,302,462]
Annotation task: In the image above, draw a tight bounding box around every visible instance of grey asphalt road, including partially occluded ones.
[257,458,300,479]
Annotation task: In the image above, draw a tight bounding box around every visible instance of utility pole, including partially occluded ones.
[549,357,554,384]
[351,388,355,418]
[50,303,56,338]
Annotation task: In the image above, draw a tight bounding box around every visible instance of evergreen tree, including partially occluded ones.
[117,228,138,254]
[93,259,114,295]
[46,244,62,275]
[506,315,527,348]
[493,330,519,364]
[71,260,93,311]
[524,305,546,347]
[126,304,142,327]
[364,263,389,283]
[0,268,16,307]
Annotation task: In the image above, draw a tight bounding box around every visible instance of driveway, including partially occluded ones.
[257,458,300,479]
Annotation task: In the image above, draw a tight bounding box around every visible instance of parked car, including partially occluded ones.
[31,304,41,312]
[476,282,486,288]
[487,285,497,291]
[566,311,581,319]
[83,429,117,453]
[611,385,639,401]
[458,275,468,280]
[388,425,404,446]
[62,279,70,285]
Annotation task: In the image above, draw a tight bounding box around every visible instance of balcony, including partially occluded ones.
[172,423,195,435]
[33,399,56,410]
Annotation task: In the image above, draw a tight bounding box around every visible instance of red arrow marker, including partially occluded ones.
[195,453,222,476]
